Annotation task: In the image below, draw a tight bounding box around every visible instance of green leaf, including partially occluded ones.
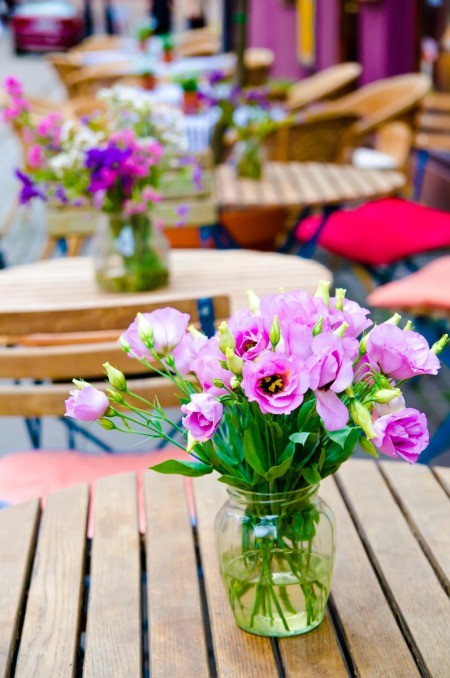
[217,475,253,490]
[302,464,321,485]
[289,431,312,445]
[326,427,355,448]
[264,444,295,481]
[150,459,213,477]
[243,428,267,477]
[296,398,316,430]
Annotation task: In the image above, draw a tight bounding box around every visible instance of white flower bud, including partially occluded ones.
[314,280,330,306]
[246,288,260,313]
[137,312,153,348]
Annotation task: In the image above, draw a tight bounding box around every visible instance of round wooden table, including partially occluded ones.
[0,249,331,327]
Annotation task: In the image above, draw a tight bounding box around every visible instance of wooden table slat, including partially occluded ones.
[380,461,450,594]
[434,465,450,496]
[144,473,209,678]
[84,473,141,678]
[0,500,40,678]
[15,485,88,678]
[320,477,420,677]
[337,460,450,677]
[194,476,281,675]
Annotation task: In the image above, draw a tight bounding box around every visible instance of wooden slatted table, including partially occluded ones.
[214,162,406,210]
[1,459,449,677]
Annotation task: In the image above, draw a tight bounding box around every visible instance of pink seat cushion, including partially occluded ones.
[0,449,189,537]
[296,199,450,265]
[367,255,450,312]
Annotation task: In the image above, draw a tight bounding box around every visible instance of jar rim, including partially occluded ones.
[226,484,319,502]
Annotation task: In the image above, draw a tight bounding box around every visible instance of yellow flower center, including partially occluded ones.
[261,374,284,394]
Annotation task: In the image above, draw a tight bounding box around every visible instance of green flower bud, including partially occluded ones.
[212,378,225,388]
[246,288,260,313]
[385,313,402,326]
[119,335,131,353]
[431,334,449,355]
[371,387,402,404]
[334,288,346,311]
[103,362,127,391]
[107,388,125,404]
[137,312,154,348]
[217,321,235,354]
[269,315,281,349]
[359,437,379,459]
[403,320,413,331]
[225,347,243,375]
[312,316,323,336]
[314,279,330,306]
[99,418,116,430]
[349,400,377,440]
[345,385,355,398]
[72,378,89,389]
[188,324,205,339]
[334,321,349,338]
[186,430,198,452]
[230,375,241,390]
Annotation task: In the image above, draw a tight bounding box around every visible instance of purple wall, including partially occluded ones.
[248,0,418,84]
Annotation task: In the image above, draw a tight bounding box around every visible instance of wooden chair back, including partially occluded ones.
[330,73,431,144]
[262,110,359,163]
[46,52,82,87]
[243,48,275,86]
[177,28,220,57]
[286,62,362,112]
[0,294,230,417]
[64,64,131,98]
[70,35,129,53]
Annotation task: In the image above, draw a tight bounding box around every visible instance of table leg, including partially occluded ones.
[414,149,429,202]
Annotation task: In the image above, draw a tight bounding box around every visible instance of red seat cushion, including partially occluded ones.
[0,449,189,537]
[367,255,450,313]
[296,199,450,265]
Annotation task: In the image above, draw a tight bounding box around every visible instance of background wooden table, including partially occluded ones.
[1,459,449,677]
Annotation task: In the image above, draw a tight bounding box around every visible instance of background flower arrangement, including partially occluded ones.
[65,282,447,636]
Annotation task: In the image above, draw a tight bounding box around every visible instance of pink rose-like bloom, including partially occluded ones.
[373,408,429,463]
[228,309,269,360]
[121,308,190,359]
[4,76,23,98]
[181,392,223,441]
[27,144,45,169]
[307,333,354,430]
[142,186,163,203]
[191,338,233,396]
[260,290,326,331]
[65,386,109,422]
[172,331,208,375]
[123,199,146,216]
[241,352,309,415]
[36,113,62,144]
[366,324,440,380]
[328,298,372,338]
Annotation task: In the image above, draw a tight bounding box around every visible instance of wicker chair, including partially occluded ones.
[243,48,275,86]
[46,52,82,88]
[63,64,131,98]
[286,62,362,112]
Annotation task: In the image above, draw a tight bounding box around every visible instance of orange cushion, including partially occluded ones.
[0,449,188,537]
[367,256,450,313]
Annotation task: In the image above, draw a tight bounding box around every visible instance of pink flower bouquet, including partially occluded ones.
[65,283,447,637]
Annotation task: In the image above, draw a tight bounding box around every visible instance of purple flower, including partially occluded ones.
[65,386,109,422]
[15,170,46,204]
[122,308,190,358]
[4,76,24,98]
[191,338,233,396]
[328,298,372,338]
[307,333,354,430]
[172,332,208,375]
[192,162,203,191]
[181,392,223,441]
[373,408,429,463]
[228,309,269,360]
[241,352,309,415]
[366,324,440,380]
[176,204,190,227]
[207,70,226,86]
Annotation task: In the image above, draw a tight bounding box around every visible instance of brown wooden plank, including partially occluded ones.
[271,163,303,205]
[289,162,323,204]
[194,475,280,675]
[15,485,89,677]
[434,465,450,496]
[380,461,450,594]
[0,500,40,678]
[144,473,209,678]
[215,164,242,208]
[280,613,347,677]
[337,459,450,677]
[84,473,141,678]
[320,476,420,677]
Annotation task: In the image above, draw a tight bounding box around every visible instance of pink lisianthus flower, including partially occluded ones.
[142,186,163,203]
[65,386,109,421]
[373,408,429,463]
[260,290,326,331]
[228,309,269,360]
[145,140,164,164]
[366,324,440,380]
[172,331,208,375]
[4,76,24,98]
[121,308,190,359]
[307,333,354,430]
[191,338,234,396]
[123,199,147,216]
[328,298,372,338]
[181,392,223,441]
[36,113,63,144]
[374,394,406,417]
[27,144,45,169]
[241,352,309,415]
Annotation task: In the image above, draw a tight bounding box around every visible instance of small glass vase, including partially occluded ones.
[215,485,335,637]
[94,211,170,293]
[233,139,264,180]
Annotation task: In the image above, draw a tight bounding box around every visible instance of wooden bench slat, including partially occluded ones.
[0,500,40,678]
[380,461,450,594]
[434,465,450,496]
[144,473,209,678]
[337,459,450,676]
[320,477,420,677]
[193,476,280,675]
[84,473,141,678]
[15,485,88,677]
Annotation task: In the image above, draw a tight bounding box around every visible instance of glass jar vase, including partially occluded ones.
[233,139,264,180]
[215,485,335,637]
[94,211,170,293]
